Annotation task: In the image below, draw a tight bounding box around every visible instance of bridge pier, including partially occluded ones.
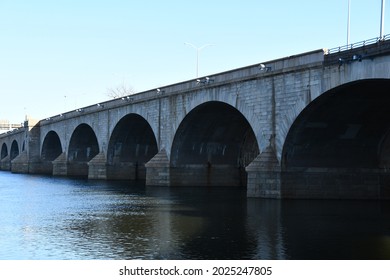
[52,152,68,176]
[246,146,281,198]
[145,149,170,186]
[88,152,107,180]
[1,155,10,171]
[11,151,29,174]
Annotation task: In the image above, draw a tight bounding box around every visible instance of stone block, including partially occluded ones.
[88,152,107,180]
[53,153,68,176]
[11,151,29,174]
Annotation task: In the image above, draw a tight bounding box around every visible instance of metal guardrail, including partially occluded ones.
[326,34,390,54]
[0,124,22,130]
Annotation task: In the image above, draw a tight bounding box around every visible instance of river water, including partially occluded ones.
[0,171,389,260]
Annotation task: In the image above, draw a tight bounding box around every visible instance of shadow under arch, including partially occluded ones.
[281,79,390,199]
[40,130,63,174]
[10,140,19,160]
[107,113,158,180]
[41,131,62,161]
[68,123,99,177]
[170,101,259,188]
[1,143,8,160]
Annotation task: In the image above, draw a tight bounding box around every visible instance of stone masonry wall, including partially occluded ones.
[2,45,390,199]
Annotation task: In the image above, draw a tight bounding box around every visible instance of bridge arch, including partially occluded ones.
[1,143,8,160]
[68,123,99,177]
[107,113,158,180]
[41,131,62,161]
[10,140,19,160]
[281,79,390,198]
[170,101,260,187]
[165,86,267,159]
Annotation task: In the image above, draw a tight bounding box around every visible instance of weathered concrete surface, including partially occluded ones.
[145,149,170,186]
[246,146,281,198]
[88,152,107,180]
[1,40,390,199]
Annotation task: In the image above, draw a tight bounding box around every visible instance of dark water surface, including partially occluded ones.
[0,171,389,260]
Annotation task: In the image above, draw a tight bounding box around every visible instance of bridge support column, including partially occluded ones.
[145,149,170,186]
[88,152,107,180]
[11,151,29,174]
[246,146,281,198]
[1,155,11,171]
[52,152,68,176]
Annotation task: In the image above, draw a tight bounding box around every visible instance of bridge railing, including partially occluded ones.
[326,34,390,54]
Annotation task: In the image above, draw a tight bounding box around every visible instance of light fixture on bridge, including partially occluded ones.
[338,58,345,66]
[156,88,165,94]
[97,103,104,108]
[196,77,214,85]
[352,54,362,62]
[76,108,83,112]
[259,63,271,72]
[45,117,51,121]
[121,96,133,102]
[205,77,214,83]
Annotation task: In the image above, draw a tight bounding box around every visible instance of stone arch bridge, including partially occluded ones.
[2,39,390,199]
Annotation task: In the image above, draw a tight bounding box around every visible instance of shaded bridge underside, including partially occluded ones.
[107,114,158,180]
[281,79,390,199]
[170,102,259,187]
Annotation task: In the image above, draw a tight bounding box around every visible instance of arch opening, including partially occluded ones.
[379,130,390,169]
[39,131,63,174]
[170,101,259,187]
[281,79,390,199]
[10,140,19,160]
[41,131,62,161]
[107,114,158,180]
[68,124,99,177]
[1,143,8,160]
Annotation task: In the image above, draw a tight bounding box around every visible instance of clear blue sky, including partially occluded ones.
[0,0,387,123]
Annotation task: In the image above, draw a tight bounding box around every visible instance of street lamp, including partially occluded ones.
[347,0,351,46]
[185,42,213,78]
[380,0,386,40]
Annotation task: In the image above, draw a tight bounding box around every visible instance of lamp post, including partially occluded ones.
[347,0,351,46]
[380,0,386,40]
[185,42,213,78]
